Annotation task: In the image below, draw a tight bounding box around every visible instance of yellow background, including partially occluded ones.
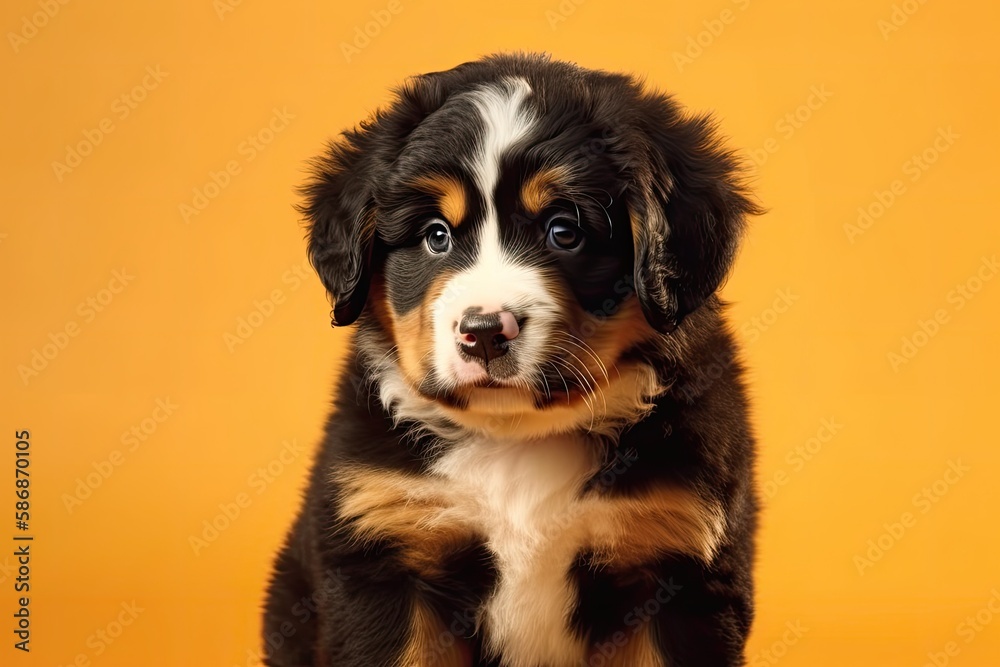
[2,0,999,665]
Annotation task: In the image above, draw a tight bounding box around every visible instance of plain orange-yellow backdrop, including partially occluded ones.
[2,0,999,665]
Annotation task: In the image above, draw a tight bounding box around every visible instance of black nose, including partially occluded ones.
[458,311,509,364]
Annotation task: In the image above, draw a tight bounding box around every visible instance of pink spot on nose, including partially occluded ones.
[460,333,477,345]
[498,311,519,340]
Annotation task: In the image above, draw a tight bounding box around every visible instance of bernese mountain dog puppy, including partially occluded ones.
[263,53,761,667]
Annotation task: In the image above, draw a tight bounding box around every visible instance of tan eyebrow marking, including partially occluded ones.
[521,165,572,215]
[411,174,468,227]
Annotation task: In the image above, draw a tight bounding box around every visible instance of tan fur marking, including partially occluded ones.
[584,296,657,366]
[585,486,727,567]
[333,466,477,578]
[628,208,646,254]
[389,272,455,388]
[521,165,572,215]
[445,363,661,438]
[413,174,467,226]
[335,462,719,576]
[392,307,428,387]
[398,598,471,667]
[594,622,666,667]
[572,297,659,412]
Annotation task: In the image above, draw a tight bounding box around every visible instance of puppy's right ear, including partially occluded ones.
[300,132,379,327]
[301,75,458,327]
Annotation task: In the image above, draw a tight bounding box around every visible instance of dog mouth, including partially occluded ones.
[424,358,606,410]
[466,378,521,389]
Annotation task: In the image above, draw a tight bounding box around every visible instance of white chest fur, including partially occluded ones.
[430,434,601,667]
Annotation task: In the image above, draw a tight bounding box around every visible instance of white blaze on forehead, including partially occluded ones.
[467,77,535,207]
[465,77,538,292]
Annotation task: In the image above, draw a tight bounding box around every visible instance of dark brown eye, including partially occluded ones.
[425,221,452,254]
[546,217,584,252]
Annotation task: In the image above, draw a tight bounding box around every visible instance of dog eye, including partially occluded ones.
[425,221,452,254]
[546,216,584,252]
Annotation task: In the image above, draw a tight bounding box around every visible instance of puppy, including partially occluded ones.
[263,53,760,667]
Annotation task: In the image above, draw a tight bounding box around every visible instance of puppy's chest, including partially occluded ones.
[337,434,723,665]
[432,433,598,558]
[430,435,600,665]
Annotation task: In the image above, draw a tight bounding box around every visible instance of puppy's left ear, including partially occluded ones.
[629,93,762,333]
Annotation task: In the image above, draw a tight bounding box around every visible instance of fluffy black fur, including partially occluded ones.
[263,53,761,666]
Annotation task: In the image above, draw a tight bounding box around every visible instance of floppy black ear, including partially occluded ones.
[300,133,380,327]
[629,94,761,333]
[301,77,452,326]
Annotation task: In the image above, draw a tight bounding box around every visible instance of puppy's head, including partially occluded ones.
[303,54,758,437]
